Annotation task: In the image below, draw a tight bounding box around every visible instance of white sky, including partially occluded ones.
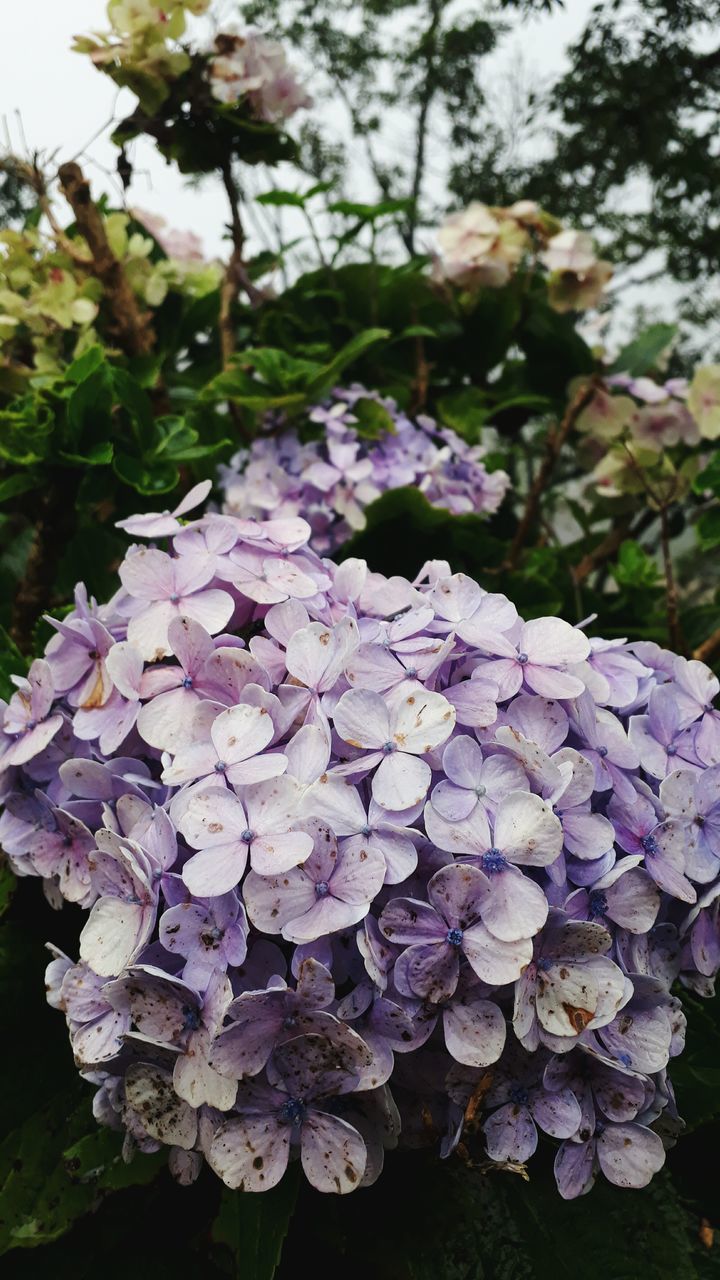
[0,0,596,263]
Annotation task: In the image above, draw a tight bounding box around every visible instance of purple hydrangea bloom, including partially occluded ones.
[219,385,511,554]
[2,488,718,1200]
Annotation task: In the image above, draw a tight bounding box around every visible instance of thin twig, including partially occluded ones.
[619,441,685,653]
[504,376,599,571]
[407,0,442,253]
[218,159,265,368]
[659,504,683,652]
[572,520,632,585]
[694,627,720,667]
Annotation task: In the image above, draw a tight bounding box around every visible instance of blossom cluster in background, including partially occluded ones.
[219,385,511,555]
[209,29,312,122]
[1,490,719,1199]
[435,201,613,314]
[571,364,720,501]
[0,214,219,376]
[585,366,720,448]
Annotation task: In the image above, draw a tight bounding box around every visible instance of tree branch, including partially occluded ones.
[57,161,155,357]
[504,376,599,571]
[571,520,632,584]
[659,503,684,653]
[218,160,265,368]
[694,627,720,667]
[407,0,442,253]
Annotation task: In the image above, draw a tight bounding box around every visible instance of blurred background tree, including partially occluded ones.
[239,0,720,355]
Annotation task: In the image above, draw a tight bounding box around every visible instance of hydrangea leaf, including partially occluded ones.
[210,1167,299,1280]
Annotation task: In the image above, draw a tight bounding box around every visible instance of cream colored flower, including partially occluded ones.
[436,202,530,288]
[688,365,720,440]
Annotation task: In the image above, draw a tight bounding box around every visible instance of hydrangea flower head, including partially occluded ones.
[4,484,719,1200]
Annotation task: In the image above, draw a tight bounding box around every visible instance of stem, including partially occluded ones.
[504,376,598,571]
[619,441,685,653]
[57,162,155,357]
[10,473,79,653]
[572,520,632,585]
[659,503,684,652]
[218,159,265,368]
[694,627,720,666]
[407,0,442,253]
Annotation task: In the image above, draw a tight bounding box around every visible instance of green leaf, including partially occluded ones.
[65,345,105,385]
[211,1170,299,1280]
[62,1129,165,1193]
[437,387,490,441]
[697,508,720,552]
[0,862,15,918]
[66,364,114,444]
[610,323,677,377]
[519,296,595,396]
[256,189,307,208]
[351,397,395,438]
[0,625,27,699]
[113,453,179,495]
[304,328,390,398]
[612,539,661,589]
[328,198,414,221]
[0,473,42,505]
[0,1098,164,1254]
[341,486,504,580]
[58,441,114,467]
[695,453,720,497]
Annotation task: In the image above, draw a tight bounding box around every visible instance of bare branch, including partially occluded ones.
[504,376,599,571]
[58,161,155,357]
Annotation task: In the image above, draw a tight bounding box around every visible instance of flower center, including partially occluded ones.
[588,890,608,919]
[597,746,608,758]
[214,760,228,773]
[666,744,677,756]
[170,593,180,604]
[279,1097,306,1127]
[481,848,508,875]
[182,676,194,689]
[517,652,529,665]
[182,1005,201,1032]
[382,741,396,755]
[315,881,330,898]
[641,834,659,857]
[241,829,254,843]
[283,1015,298,1031]
[474,784,487,798]
[361,824,372,837]
[446,927,464,947]
[509,1085,529,1106]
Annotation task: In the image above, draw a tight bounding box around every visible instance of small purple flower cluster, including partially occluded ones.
[2,488,719,1199]
[219,386,510,555]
